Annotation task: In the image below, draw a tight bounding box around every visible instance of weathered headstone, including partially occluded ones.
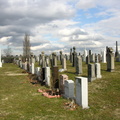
[41,51,46,68]
[95,54,99,63]
[106,47,115,72]
[95,63,102,78]
[70,48,73,63]
[88,64,96,82]
[59,74,68,94]
[75,77,89,109]
[76,56,82,75]
[72,47,77,67]
[52,66,59,89]
[86,55,90,64]
[90,54,95,63]
[115,41,119,57]
[64,80,74,99]
[53,52,57,67]
[62,57,67,70]
[60,51,63,65]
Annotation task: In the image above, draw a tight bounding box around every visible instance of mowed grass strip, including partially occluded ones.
[0,62,120,120]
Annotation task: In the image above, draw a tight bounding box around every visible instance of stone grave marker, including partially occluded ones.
[75,77,89,109]
[59,74,68,94]
[45,67,51,87]
[62,57,67,70]
[95,63,102,78]
[106,47,115,72]
[76,55,82,75]
[88,64,96,82]
[52,66,59,89]
[64,80,74,99]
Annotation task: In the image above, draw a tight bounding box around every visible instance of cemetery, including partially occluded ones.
[0,42,120,120]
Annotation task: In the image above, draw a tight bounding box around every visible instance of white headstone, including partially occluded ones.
[45,67,51,87]
[83,49,87,62]
[31,63,35,74]
[62,57,67,70]
[35,67,40,76]
[102,50,106,63]
[75,77,89,109]
[64,80,74,99]
[95,63,102,78]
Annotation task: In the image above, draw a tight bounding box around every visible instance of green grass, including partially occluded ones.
[0,62,120,120]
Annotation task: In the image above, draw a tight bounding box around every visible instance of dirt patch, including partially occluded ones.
[4,72,28,76]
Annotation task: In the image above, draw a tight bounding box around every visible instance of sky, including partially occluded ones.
[0,0,120,55]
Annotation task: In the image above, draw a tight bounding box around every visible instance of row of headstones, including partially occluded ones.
[15,59,88,109]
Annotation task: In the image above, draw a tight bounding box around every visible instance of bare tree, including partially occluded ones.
[3,46,13,56]
[23,34,31,59]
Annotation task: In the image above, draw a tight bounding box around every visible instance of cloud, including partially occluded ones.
[76,0,97,10]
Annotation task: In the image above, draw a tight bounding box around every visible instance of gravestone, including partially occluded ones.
[102,50,106,63]
[86,55,90,64]
[62,57,67,70]
[46,56,50,67]
[41,67,45,83]
[95,54,99,63]
[70,48,73,63]
[31,63,35,74]
[64,80,74,99]
[115,41,119,57]
[95,63,102,78]
[35,67,40,76]
[90,54,95,63]
[24,62,27,70]
[59,74,68,94]
[106,47,115,72]
[89,50,92,56]
[45,67,51,87]
[72,47,77,67]
[53,52,57,67]
[60,51,63,65]
[76,56,82,75]
[41,51,46,68]
[75,77,89,109]
[52,66,59,89]
[83,49,87,62]
[88,64,96,82]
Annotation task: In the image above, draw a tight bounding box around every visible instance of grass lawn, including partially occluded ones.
[0,61,120,120]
